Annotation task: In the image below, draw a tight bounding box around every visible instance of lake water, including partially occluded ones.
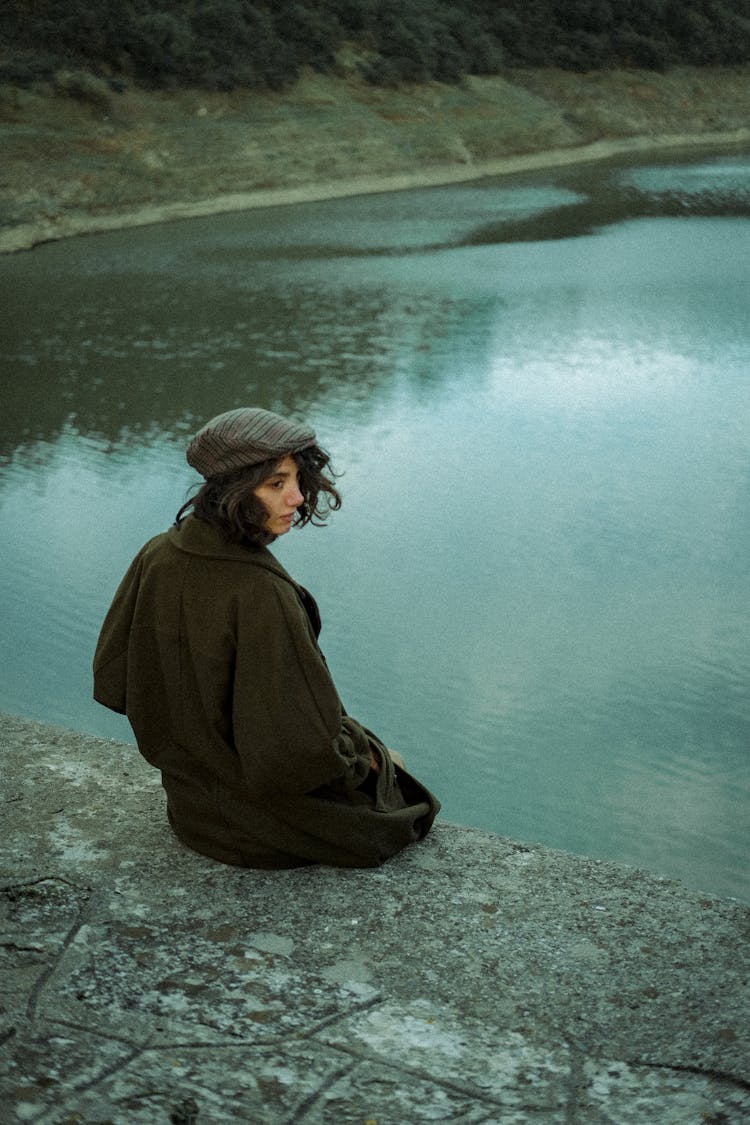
[1,148,749,901]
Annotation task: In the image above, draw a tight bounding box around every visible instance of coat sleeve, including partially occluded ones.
[92,551,145,714]
[231,574,376,799]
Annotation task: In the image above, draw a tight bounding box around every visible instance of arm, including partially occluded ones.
[92,551,146,714]
[231,575,376,799]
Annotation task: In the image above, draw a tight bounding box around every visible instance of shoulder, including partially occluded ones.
[165,517,316,617]
[167,517,295,582]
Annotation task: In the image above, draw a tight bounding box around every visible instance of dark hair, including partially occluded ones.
[175,444,342,547]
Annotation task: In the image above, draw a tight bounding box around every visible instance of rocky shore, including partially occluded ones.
[1,65,749,252]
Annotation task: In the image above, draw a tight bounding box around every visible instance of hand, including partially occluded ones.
[387,749,405,769]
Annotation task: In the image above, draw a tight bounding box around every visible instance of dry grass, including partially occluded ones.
[1,66,748,250]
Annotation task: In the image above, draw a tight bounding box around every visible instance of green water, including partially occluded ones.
[1,150,749,899]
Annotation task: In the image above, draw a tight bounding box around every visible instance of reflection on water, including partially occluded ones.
[1,150,749,900]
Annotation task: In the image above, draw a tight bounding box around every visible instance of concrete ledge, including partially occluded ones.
[2,712,748,1122]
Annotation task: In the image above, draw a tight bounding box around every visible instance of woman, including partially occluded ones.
[93,407,440,868]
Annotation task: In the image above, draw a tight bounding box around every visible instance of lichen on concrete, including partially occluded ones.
[1,712,748,1122]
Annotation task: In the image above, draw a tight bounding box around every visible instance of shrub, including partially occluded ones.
[53,68,113,109]
[0,0,747,90]
[0,53,60,87]
[614,28,672,70]
[550,31,612,71]
[121,11,193,83]
[275,2,343,71]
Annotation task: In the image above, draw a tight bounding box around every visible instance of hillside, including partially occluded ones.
[3,0,750,86]
[1,64,749,252]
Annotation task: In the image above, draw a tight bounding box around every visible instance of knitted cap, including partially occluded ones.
[186,407,316,479]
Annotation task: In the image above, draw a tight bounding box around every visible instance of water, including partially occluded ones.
[1,149,749,901]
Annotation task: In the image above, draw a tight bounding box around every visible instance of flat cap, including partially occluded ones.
[186,407,316,479]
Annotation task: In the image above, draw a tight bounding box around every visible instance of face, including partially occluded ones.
[253,455,304,536]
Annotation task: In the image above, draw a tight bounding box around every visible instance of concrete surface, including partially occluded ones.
[1,712,748,1123]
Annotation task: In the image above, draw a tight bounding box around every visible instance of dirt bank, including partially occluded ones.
[1,65,748,252]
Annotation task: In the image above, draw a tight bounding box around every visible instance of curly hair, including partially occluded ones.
[175,445,342,547]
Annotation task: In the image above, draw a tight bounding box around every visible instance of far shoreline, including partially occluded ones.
[2,126,748,255]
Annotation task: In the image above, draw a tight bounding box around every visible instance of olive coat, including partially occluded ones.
[93,516,439,868]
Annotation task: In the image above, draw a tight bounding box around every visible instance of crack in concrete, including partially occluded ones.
[290,1057,358,1124]
[295,992,385,1041]
[625,1058,750,1095]
[0,875,92,894]
[23,886,97,1022]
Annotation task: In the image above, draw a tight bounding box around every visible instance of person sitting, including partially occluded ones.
[93,406,440,868]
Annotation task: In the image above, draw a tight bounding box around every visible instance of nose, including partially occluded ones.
[287,483,304,508]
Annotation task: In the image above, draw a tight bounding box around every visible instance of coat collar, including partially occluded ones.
[168,516,295,584]
[167,516,322,636]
